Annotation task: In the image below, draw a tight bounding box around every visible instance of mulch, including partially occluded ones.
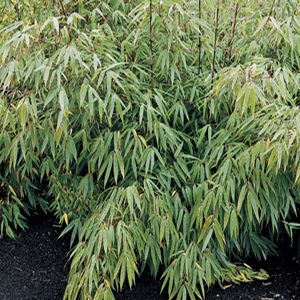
[0,214,299,300]
[0,214,69,300]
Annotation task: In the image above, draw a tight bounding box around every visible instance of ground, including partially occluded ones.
[0,214,299,300]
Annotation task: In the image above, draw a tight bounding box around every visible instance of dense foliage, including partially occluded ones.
[1,0,300,299]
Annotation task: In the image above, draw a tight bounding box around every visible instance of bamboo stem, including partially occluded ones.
[227,3,239,62]
[211,0,220,84]
[57,0,66,16]
[149,0,154,93]
[260,0,276,30]
[198,0,202,75]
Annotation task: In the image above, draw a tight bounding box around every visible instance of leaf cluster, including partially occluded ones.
[0,0,299,299]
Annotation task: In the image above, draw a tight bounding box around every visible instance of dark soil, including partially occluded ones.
[0,214,299,300]
[205,254,300,300]
[116,255,300,300]
[0,213,69,300]
[117,249,300,300]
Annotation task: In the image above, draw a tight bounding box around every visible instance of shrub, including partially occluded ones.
[1,0,300,299]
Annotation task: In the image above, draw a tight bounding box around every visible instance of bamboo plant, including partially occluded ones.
[0,0,300,299]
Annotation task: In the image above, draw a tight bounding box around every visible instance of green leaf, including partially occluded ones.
[201,228,213,252]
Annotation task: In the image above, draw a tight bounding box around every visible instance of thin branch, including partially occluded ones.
[198,0,202,75]
[226,3,239,62]
[258,0,276,32]
[211,0,220,84]
[149,0,154,93]
[57,0,66,17]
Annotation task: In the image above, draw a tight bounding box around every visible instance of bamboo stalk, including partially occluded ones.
[149,0,154,93]
[211,0,220,84]
[198,0,202,75]
[259,0,276,31]
[57,0,66,16]
[227,3,239,62]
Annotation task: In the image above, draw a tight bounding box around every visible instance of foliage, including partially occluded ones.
[1,0,300,299]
